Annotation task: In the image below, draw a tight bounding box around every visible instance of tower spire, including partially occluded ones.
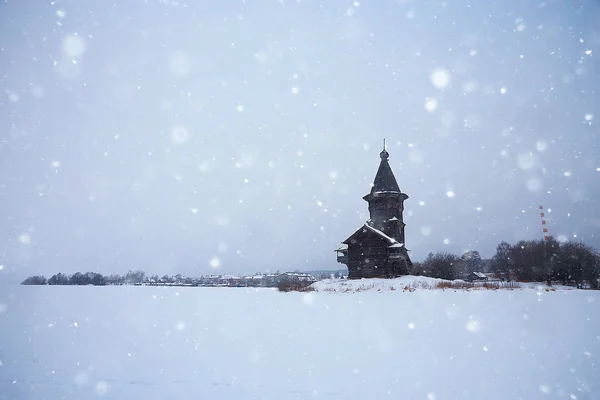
[380,139,389,160]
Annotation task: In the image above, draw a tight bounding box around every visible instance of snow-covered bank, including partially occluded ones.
[311,275,577,293]
[1,285,598,399]
[312,275,446,292]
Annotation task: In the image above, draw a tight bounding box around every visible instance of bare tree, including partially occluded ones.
[423,252,460,280]
[491,241,512,281]
[461,250,483,278]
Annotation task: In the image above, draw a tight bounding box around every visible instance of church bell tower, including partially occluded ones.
[362,140,409,245]
[335,140,412,279]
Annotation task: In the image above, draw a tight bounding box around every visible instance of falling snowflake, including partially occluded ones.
[302,293,315,305]
[517,153,537,170]
[18,234,31,244]
[535,141,548,152]
[6,91,19,102]
[62,34,86,57]
[254,53,267,62]
[424,98,438,112]
[526,178,542,192]
[430,68,451,89]
[463,81,478,93]
[171,126,190,143]
[538,385,551,394]
[95,381,110,396]
[465,319,480,332]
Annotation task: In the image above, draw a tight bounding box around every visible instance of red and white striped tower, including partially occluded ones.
[539,205,549,241]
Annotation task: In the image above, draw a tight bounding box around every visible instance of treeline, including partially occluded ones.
[21,238,600,289]
[20,270,318,288]
[412,250,486,281]
[22,269,147,286]
[413,238,600,288]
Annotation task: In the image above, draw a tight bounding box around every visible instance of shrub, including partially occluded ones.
[277,279,314,292]
[482,282,500,290]
[436,281,453,289]
[435,280,520,290]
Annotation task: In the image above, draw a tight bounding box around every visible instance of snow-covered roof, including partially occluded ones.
[389,217,399,221]
[388,243,404,248]
[363,224,397,244]
[372,190,401,195]
[472,272,487,278]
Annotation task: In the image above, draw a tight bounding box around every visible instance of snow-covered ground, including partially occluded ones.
[313,275,448,292]
[312,276,576,293]
[1,285,598,399]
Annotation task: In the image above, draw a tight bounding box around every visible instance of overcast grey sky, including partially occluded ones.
[0,0,598,279]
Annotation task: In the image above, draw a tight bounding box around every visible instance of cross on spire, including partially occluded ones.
[380,138,389,160]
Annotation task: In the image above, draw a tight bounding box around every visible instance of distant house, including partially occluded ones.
[280,272,317,283]
[264,274,280,287]
[467,272,488,282]
[242,274,267,287]
[335,143,412,279]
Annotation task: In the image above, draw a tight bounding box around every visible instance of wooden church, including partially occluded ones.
[335,143,412,279]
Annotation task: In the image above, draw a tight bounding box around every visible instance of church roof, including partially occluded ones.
[343,223,402,245]
[364,145,402,200]
[363,224,397,244]
[371,159,400,193]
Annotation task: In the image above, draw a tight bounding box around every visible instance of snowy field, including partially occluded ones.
[311,276,576,293]
[1,285,599,399]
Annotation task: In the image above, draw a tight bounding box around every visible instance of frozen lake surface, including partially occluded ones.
[1,284,598,399]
